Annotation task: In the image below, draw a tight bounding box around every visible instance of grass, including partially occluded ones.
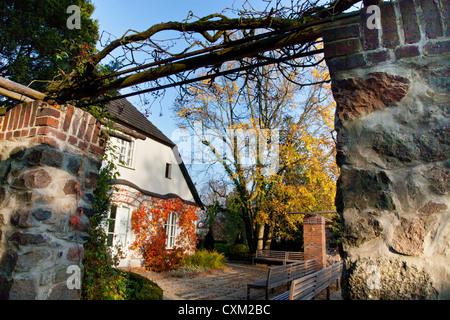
[181,249,226,270]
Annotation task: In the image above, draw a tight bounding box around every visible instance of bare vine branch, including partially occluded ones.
[44,0,361,104]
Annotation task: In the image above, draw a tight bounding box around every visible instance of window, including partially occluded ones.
[107,205,130,248]
[165,213,177,249]
[165,163,172,179]
[111,136,135,168]
[107,205,117,246]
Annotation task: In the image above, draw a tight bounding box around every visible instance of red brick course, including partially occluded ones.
[303,215,327,270]
[323,0,448,73]
[0,101,105,156]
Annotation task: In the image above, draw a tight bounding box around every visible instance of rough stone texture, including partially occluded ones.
[14,169,52,189]
[331,72,410,121]
[0,102,104,300]
[344,258,438,300]
[46,282,80,300]
[336,168,395,211]
[8,278,38,300]
[341,211,383,248]
[390,218,425,256]
[324,0,450,300]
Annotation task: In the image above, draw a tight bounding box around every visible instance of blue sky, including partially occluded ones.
[89,0,355,138]
[90,0,259,138]
[90,0,267,191]
[88,1,360,191]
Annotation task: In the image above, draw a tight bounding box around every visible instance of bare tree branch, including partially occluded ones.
[40,0,362,104]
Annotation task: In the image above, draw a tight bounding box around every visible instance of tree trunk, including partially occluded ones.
[256,224,265,251]
[241,208,255,254]
[263,224,273,250]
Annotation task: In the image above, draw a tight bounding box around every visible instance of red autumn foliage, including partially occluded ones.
[131,198,199,272]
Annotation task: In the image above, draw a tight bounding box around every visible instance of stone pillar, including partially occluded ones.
[0,101,105,299]
[303,214,326,270]
[323,0,449,299]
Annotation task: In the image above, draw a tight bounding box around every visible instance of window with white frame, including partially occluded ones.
[107,205,117,246]
[107,204,131,248]
[165,212,177,249]
[111,136,135,168]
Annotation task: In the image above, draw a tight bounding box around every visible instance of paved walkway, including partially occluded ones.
[129,262,343,300]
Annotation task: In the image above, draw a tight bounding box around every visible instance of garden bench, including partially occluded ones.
[252,250,304,265]
[271,260,343,300]
[247,259,318,300]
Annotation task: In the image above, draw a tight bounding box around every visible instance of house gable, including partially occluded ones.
[105,97,202,208]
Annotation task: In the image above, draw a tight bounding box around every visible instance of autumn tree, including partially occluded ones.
[0,0,98,106]
[173,54,337,252]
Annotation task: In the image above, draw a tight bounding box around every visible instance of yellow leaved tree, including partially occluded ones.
[174,57,338,253]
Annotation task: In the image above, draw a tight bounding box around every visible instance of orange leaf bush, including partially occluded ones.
[131,198,199,272]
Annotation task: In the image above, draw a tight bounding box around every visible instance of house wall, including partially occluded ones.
[111,184,200,268]
[108,135,196,203]
[324,0,449,299]
[104,131,200,268]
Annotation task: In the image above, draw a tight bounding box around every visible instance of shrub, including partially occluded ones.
[82,268,129,300]
[126,271,163,300]
[131,200,199,272]
[83,268,163,300]
[227,244,251,262]
[214,241,228,254]
[182,249,225,270]
[82,164,127,300]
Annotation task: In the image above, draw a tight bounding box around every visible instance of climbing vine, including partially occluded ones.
[131,198,199,272]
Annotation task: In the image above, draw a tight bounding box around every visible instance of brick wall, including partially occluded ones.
[324,0,448,75]
[0,101,105,300]
[303,215,326,270]
[0,100,105,155]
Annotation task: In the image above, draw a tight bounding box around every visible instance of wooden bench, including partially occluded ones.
[252,250,304,265]
[271,260,343,300]
[247,259,318,300]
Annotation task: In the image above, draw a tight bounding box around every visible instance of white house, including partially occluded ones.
[103,97,203,267]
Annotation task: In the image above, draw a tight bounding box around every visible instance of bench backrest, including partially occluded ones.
[255,250,303,261]
[266,263,291,289]
[256,250,287,260]
[330,261,343,281]
[286,251,304,261]
[265,259,317,289]
[289,260,343,300]
[289,259,318,281]
[289,272,317,300]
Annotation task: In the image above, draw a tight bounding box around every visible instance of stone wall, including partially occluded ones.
[0,101,105,299]
[323,0,449,299]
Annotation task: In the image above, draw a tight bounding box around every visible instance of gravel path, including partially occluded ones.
[129,262,343,300]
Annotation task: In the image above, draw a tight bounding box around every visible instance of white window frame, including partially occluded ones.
[107,204,131,249]
[111,136,135,168]
[165,212,177,249]
[107,205,118,247]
